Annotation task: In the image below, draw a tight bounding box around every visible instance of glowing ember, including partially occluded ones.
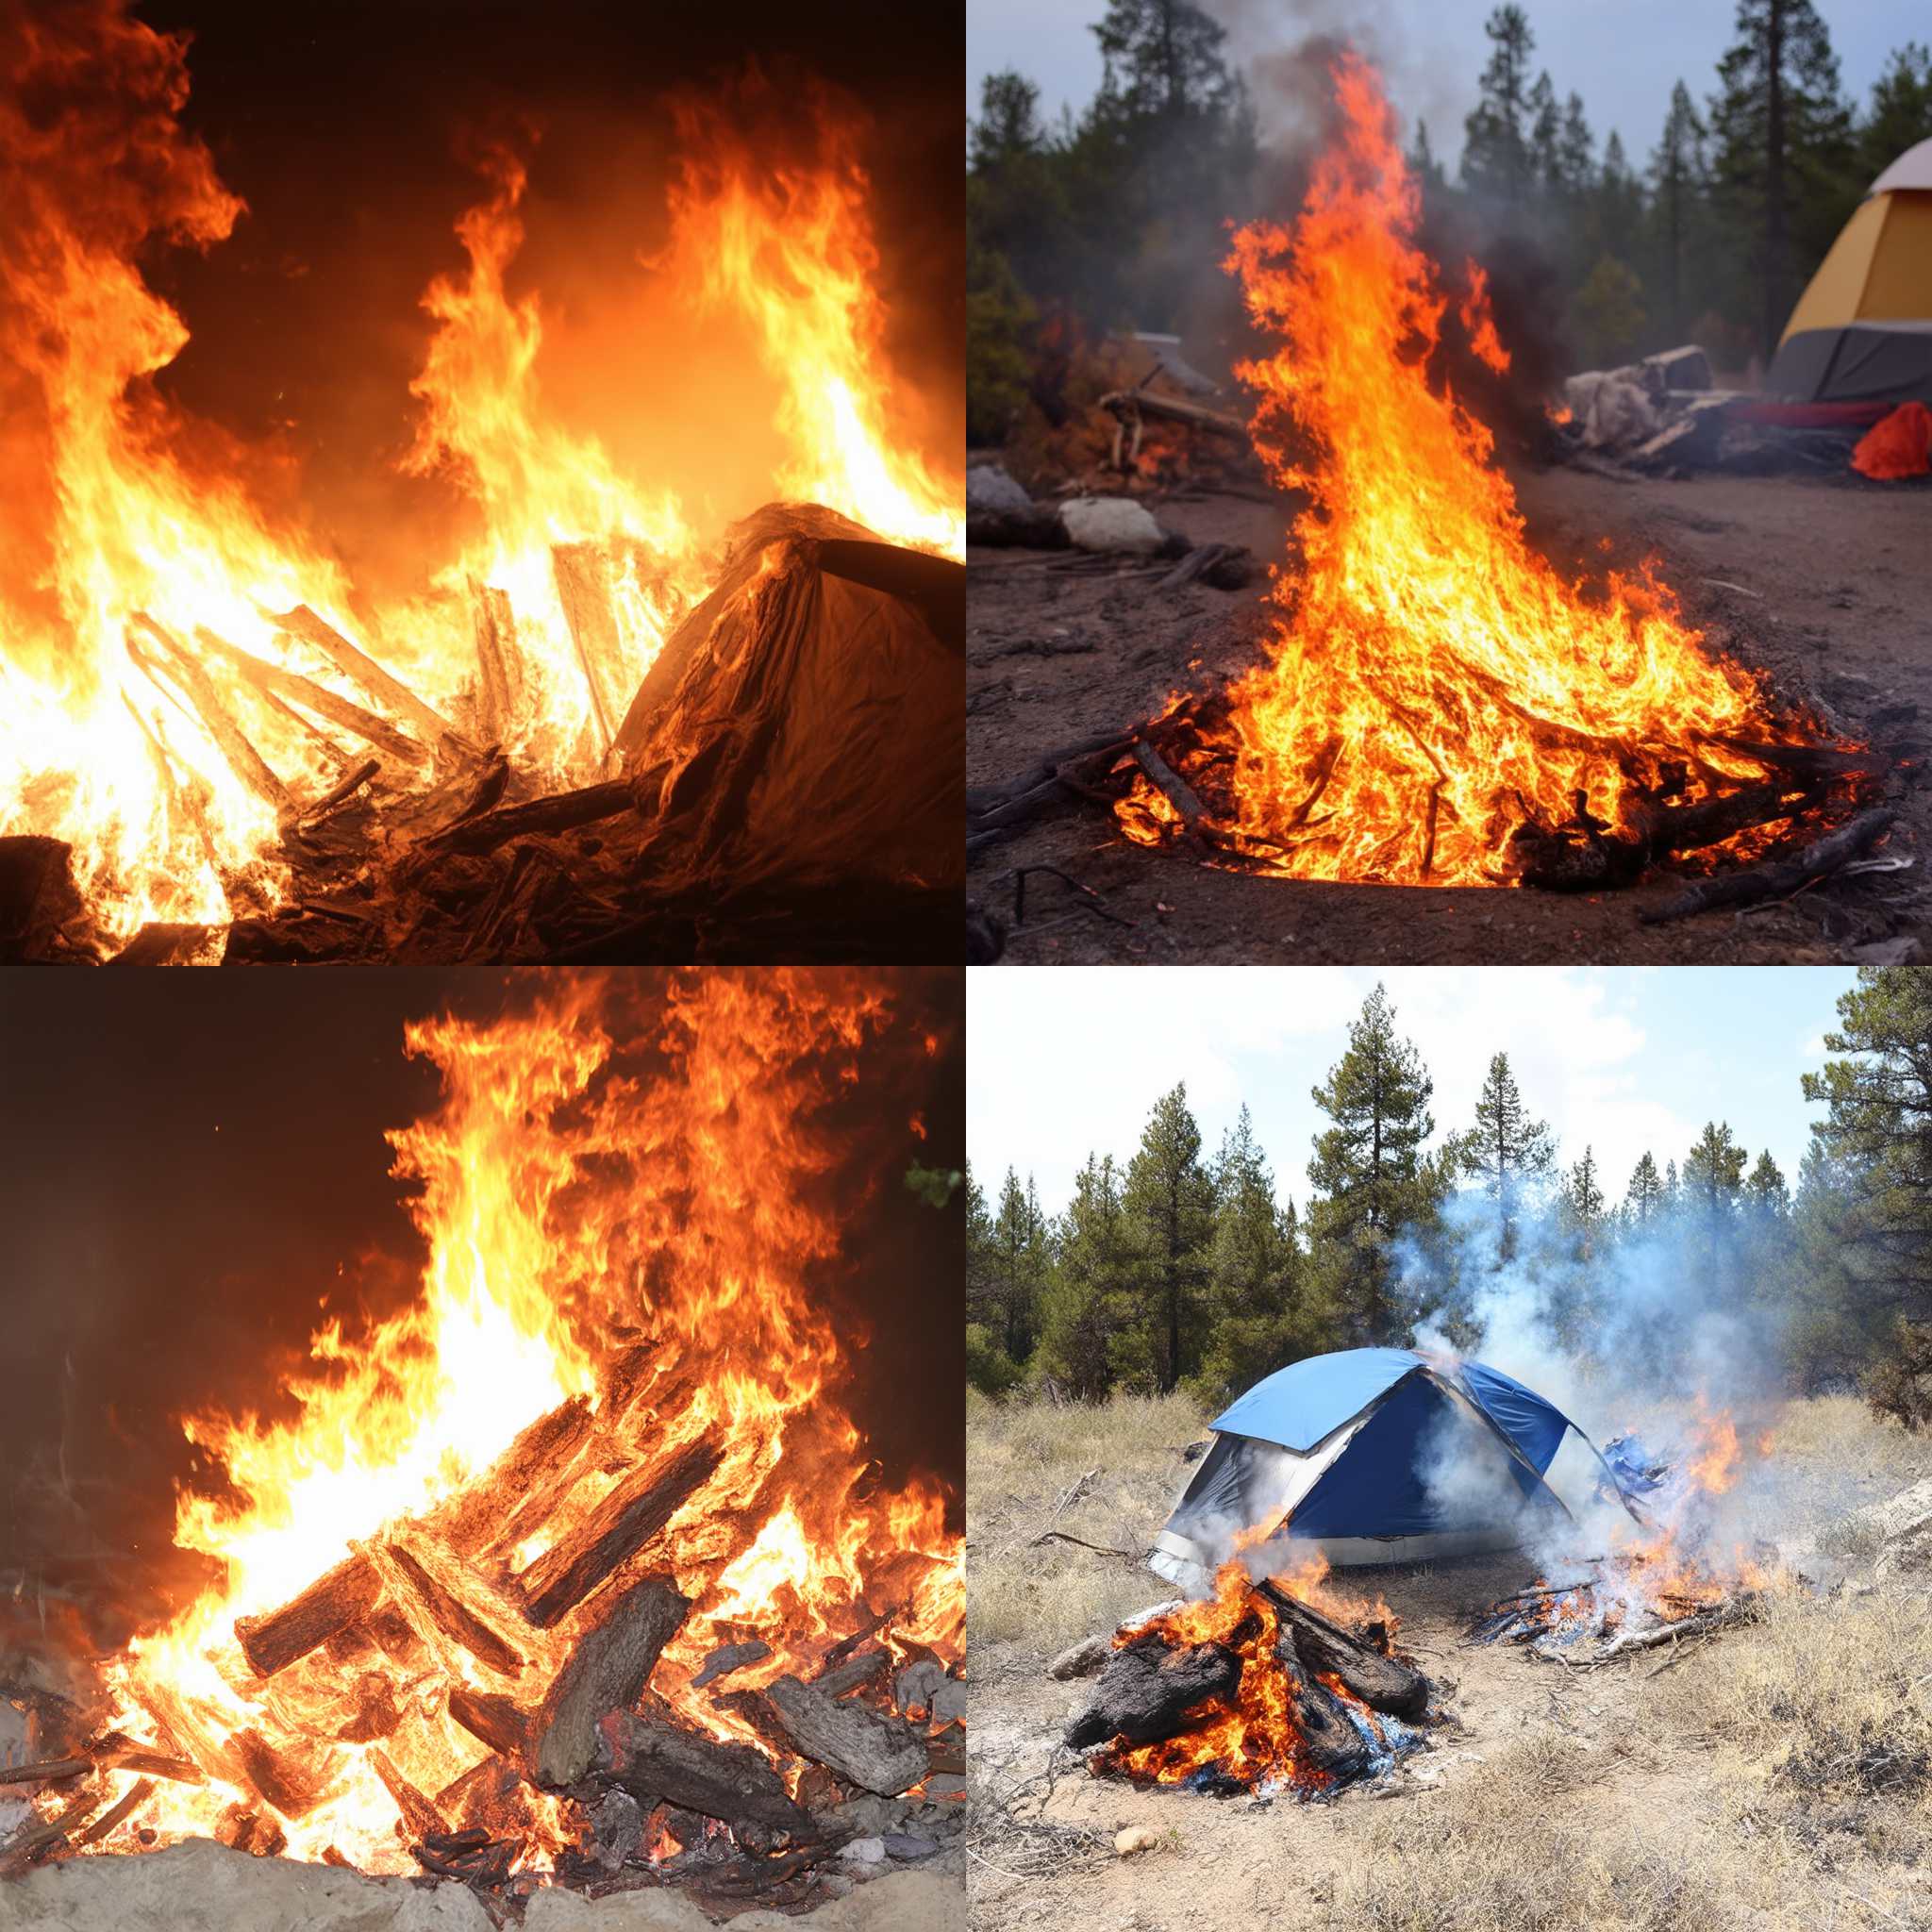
[29,972,960,1876]
[0,8,960,943]
[1114,52,1853,886]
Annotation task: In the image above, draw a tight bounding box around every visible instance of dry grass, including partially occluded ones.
[966,1388,1207,1653]
[1322,1736,1725,1931]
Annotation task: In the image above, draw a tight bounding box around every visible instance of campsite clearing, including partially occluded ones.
[966,1389,1932,1932]
[967,463,1932,966]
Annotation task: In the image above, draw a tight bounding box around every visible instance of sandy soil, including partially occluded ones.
[967,464,1932,965]
[966,1392,1932,1932]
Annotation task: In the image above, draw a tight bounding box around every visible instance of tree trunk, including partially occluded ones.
[1062,1633,1241,1751]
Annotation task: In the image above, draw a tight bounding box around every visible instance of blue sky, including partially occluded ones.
[967,967,1859,1217]
[968,2,1913,186]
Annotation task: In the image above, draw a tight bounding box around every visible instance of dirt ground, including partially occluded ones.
[966,1391,1932,1932]
[967,463,1932,964]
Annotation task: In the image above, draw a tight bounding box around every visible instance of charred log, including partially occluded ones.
[534,1574,691,1788]
[1,1791,103,1873]
[384,1539,527,1679]
[233,1728,325,1821]
[1257,1581,1430,1721]
[73,1776,155,1849]
[765,1674,929,1796]
[1062,1635,1242,1751]
[0,1757,91,1786]
[691,1640,771,1690]
[519,1437,722,1629]
[234,1552,382,1678]
[599,1709,817,1842]
[443,1394,595,1556]
[426,779,638,858]
[1276,1642,1374,1782]
[371,1746,447,1843]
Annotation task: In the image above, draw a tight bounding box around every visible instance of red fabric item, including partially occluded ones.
[1852,401,1932,480]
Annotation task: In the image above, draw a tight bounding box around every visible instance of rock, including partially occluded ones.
[881,1832,940,1861]
[0,1838,494,1931]
[1847,1475,1932,1543]
[893,1661,946,1716]
[966,464,1033,515]
[1853,939,1921,967]
[1059,497,1168,557]
[1046,1636,1110,1681]
[1114,1825,1159,1857]
[841,1836,889,1865]
[929,1678,968,1724]
[525,1868,963,1929]
[1876,1514,1932,1583]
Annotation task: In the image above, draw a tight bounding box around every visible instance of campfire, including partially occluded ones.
[0,972,964,1917]
[966,52,1897,917]
[1474,1405,1782,1666]
[1062,1554,1434,1801]
[0,9,963,965]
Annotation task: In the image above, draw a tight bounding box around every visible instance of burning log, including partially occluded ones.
[926,1724,966,1777]
[765,1674,930,1796]
[1275,1643,1374,1783]
[1640,807,1897,924]
[812,1645,893,1700]
[518,1436,722,1629]
[73,1776,155,1849]
[234,1551,382,1678]
[232,1728,325,1821]
[1132,740,1209,838]
[100,1747,205,1786]
[193,627,428,766]
[335,1673,402,1743]
[214,1805,286,1858]
[425,778,640,858]
[534,1574,691,1787]
[370,1746,448,1843]
[709,1688,803,1763]
[1257,1580,1430,1721]
[1,1790,104,1873]
[691,1640,771,1690]
[0,1757,91,1787]
[599,1711,818,1843]
[297,758,381,825]
[381,1537,528,1679]
[127,616,291,815]
[1062,1636,1242,1751]
[274,606,472,759]
[442,1394,595,1557]
[446,1686,529,1761]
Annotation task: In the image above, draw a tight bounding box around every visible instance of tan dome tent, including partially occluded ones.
[1768,137,1932,405]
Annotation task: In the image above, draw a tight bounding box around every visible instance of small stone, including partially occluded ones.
[881,1832,941,1861]
[1115,1825,1159,1857]
[841,1836,888,1865]
[1047,1636,1110,1681]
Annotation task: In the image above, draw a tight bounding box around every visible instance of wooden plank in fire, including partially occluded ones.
[234,1550,383,1679]
[550,542,625,757]
[273,605,475,761]
[467,578,523,745]
[127,615,293,816]
[194,626,429,767]
[368,1533,529,1681]
[441,1393,597,1557]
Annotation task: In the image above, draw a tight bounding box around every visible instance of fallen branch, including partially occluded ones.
[129,616,291,814]
[425,778,638,858]
[1640,808,1897,924]
[195,628,427,765]
[274,605,470,758]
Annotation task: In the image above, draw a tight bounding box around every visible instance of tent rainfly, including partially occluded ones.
[1768,136,1932,407]
[1152,1347,1626,1580]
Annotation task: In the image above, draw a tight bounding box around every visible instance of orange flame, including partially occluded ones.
[1114,53,1823,885]
[63,971,958,1872]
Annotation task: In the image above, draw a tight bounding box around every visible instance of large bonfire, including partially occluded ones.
[0,6,961,946]
[6,971,963,1893]
[1116,53,1857,887]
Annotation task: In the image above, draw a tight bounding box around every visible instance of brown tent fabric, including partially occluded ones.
[613,503,962,897]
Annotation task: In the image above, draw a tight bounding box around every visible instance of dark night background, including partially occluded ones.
[122,0,964,602]
[0,969,964,1651]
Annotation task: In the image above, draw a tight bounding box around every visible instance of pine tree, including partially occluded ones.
[986,1167,1050,1368]
[1625,1150,1667,1226]
[1528,72,1562,192]
[1798,967,1932,1353]
[1408,118,1448,194]
[1306,985,1439,1345]
[1452,1051,1556,1262]
[1038,1154,1138,1398]
[1462,6,1538,205]
[1194,1107,1314,1405]
[1650,81,1709,341]
[1120,1084,1215,1392]
[1709,0,1855,358]
[1859,43,1932,183]
[1091,0,1239,122]
[1682,1121,1749,1298]
[1563,1146,1607,1241]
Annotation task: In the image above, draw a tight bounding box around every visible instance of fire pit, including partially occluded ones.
[1061,1559,1437,1801]
[966,52,1901,923]
[0,7,963,966]
[0,971,964,1920]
